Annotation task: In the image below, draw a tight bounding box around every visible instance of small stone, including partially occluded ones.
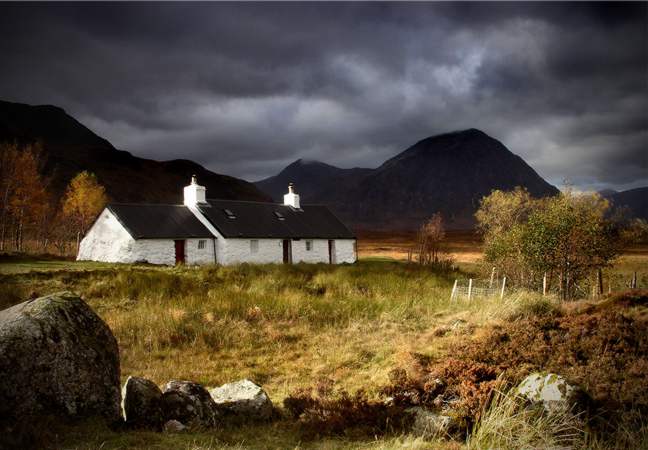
[209,379,273,421]
[163,419,187,433]
[162,380,219,427]
[121,376,164,429]
[407,407,453,439]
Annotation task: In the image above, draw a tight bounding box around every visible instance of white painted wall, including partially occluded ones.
[292,239,328,263]
[77,209,136,263]
[132,238,216,265]
[218,237,357,265]
[333,239,357,264]
[186,238,217,265]
[78,208,217,265]
[220,238,283,264]
[79,208,356,266]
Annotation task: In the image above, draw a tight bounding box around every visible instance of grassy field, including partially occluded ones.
[1,238,647,449]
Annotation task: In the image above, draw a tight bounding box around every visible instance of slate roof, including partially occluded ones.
[107,203,213,239]
[199,199,356,239]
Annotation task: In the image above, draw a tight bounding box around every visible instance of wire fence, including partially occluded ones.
[450,277,507,302]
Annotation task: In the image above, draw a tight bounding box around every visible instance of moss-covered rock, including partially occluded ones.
[0,291,120,422]
[121,376,164,429]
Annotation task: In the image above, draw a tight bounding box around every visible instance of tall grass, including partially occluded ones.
[468,387,584,449]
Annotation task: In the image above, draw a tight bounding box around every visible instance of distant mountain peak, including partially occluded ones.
[256,127,557,230]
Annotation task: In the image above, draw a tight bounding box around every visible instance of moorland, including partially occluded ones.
[1,234,646,449]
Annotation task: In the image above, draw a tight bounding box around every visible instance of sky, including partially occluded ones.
[0,2,646,191]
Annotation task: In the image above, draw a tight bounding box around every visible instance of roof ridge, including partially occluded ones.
[109,202,186,207]
[206,198,323,207]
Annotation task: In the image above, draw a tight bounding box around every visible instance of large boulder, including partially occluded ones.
[209,379,273,421]
[0,292,120,422]
[121,376,164,429]
[517,372,587,414]
[162,380,220,428]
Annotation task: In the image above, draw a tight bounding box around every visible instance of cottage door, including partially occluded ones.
[328,240,336,264]
[282,239,291,264]
[174,240,186,265]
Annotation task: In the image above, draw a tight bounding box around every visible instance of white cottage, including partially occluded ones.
[77,177,357,265]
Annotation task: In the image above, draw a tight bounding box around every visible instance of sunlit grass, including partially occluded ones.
[2,254,646,449]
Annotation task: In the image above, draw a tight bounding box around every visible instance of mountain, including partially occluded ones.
[0,100,269,204]
[609,187,648,220]
[598,189,619,199]
[256,129,559,229]
[255,159,373,202]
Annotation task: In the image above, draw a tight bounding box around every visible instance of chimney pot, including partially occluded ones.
[184,175,206,206]
[283,182,300,208]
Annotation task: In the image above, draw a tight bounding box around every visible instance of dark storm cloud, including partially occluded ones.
[0,2,645,190]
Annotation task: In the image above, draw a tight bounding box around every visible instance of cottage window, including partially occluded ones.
[198,240,206,250]
[250,240,259,254]
[305,240,313,251]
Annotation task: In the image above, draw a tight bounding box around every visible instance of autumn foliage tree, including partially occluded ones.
[476,188,623,300]
[0,142,49,251]
[62,171,107,250]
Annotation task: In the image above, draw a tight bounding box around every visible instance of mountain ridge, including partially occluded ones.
[256,128,559,229]
[0,100,270,204]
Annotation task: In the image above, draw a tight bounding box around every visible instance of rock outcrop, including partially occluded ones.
[0,292,121,422]
[209,379,273,421]
[162,380,220,428]
[517,372,587,414]
[121,376,164,429]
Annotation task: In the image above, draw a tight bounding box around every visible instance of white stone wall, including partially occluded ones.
[77,209,136,263]
[79,207,356,266]
[292,239,328,263]
[78,208,217,265]
[132,238,216,265]
[218,237,357,265]
[220,238,283,264]
[130,239,175,265]
[186,238,217,265]
[334,239,357,264]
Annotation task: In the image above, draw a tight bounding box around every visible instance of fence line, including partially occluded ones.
[450,276,506,302]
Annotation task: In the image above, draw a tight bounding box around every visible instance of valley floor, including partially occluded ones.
[0,244,646,449]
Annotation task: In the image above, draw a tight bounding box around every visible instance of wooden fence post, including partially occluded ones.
[450,279,458,302]
[632,272,637,289]
[500,276,506,299]
[468,278,473,301]
[489,267,496,288]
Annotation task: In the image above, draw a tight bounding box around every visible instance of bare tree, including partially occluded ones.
[416,213,446,265]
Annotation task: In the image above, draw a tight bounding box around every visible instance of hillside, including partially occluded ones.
[0,100,269,204]
[256,129,559,229]
[610,187,648,220]
[255,159,373,202]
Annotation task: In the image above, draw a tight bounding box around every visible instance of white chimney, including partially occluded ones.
[283,183,300,209]
[183,175,207,206]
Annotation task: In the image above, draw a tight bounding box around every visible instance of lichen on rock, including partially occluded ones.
[0,291,121,423]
